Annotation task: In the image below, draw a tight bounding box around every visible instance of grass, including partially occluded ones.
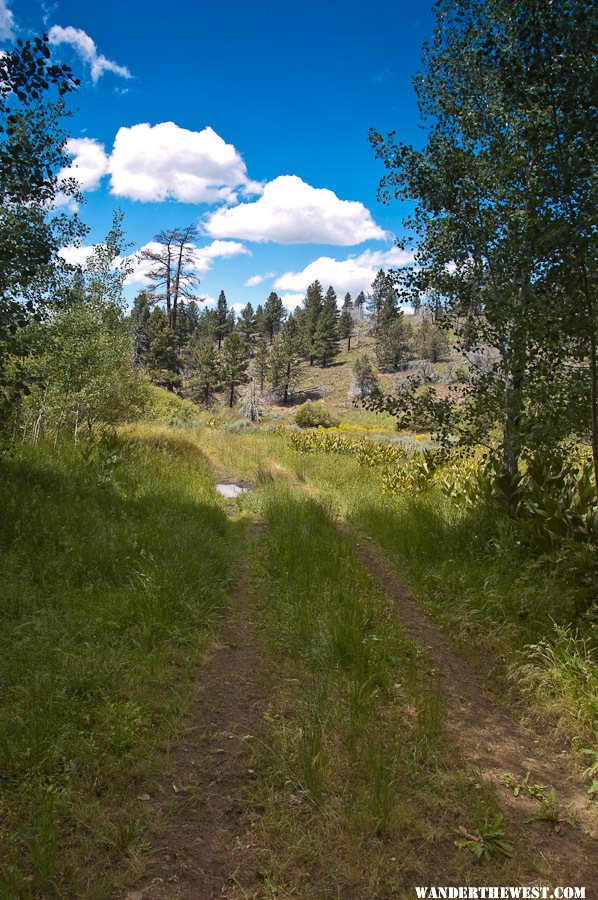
[240,481,529,896]
[0,430,235,899]
[193,426,597,750]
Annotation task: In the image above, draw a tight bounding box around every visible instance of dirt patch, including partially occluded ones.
[124,523,265,900]
[339,522,598,891]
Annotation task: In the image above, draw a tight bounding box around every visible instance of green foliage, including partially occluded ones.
[143,384,201,425]
[219,331,249,407]
[0,434,234,896]
[370,0,598,494]
[0,35,85,416]
[294,401,340,429]
[349,353,379,401]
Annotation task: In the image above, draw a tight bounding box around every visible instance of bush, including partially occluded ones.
[143,385,201,425]
[294,401,340,429]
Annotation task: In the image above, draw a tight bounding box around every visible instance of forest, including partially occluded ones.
[0,1,596,897]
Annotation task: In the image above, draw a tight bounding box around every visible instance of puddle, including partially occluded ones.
[215,483,249,499]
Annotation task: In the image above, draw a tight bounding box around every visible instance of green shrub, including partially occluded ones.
[294,402,340,429]
[143,385,201,425]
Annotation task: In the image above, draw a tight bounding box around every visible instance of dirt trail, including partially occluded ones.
[339,521,598,890]
[125,523,265,900]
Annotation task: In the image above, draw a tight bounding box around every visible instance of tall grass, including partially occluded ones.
[195,428,597,748]
[0,432,234,898]
[247,482,520,895]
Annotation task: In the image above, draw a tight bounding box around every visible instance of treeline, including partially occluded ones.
[126,270,451,411]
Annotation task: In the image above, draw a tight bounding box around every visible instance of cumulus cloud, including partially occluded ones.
[204,175,386,245]
[58,244,96,267]
[275,246,414,298]
[125,239,249,287]
[48,25,131,83]
[244,272,275,287]
[0,0,15,41]
[59,137,110,192]
[279,293,305,311]
[108,122,258,204]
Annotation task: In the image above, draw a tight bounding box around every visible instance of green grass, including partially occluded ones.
[243,481,527,896]
[194,427,597,749]
[0,432,235,899]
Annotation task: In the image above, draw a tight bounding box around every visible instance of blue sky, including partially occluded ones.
[2,0,435,311]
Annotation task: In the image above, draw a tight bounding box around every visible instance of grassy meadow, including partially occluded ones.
[0,431,235,898]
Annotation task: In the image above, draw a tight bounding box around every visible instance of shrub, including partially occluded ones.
[294,401,340,429]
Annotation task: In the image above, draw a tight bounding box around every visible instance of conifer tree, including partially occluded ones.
[189,340,220,405]
[214,290,233,349]
[343,292,353,311]
[219,331,248,407]
[269,316,303,403]
[297,280,324,365]
[146,308,182,390]
[263,292,285,342]
[339,307,354,351]
[237,302,257,353]
[253,333,270,392]
[349,354,380,400]
[354,291,366,320]
[313,286,340,366]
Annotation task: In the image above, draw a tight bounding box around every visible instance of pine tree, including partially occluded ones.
[368,270,396,333]
[253,333,270,392]
[128,291,151,366]
[219,332,248,407]
[237,302,257,353]
[189,340,220,405]
[297,280,324,365]
[375,314,413,372]
[269,316,303,403]
[263,292,285,342]
[416,316,450,362]
[146,307,182,390]
[339,308,354,351]
[343,292,353,311]
[313,286,340,367]
[355,291,366,320]
[349,354,380,401]
[214,290,233,349]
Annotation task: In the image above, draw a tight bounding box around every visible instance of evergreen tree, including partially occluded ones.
[253,333,270,392]
[146,308,182,390]
[188,340,220,406]
[297,280,324,365]
[128,291,151,367]
[339,307,354,351]
[343,292,353,311]
[355,291,366,320]
[375,314,413,372]
[416,316,450,362]
[313,286,340,366]
[237,302,257,353]
[349,354,380,401]
[219,332,248,407]
[263,292,286,342]
[269,316,303,403]
[214,290,233,349]
[368,270,396,333]
[175,300,199,350]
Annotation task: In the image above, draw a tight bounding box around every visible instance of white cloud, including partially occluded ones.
[48,25,131,83]
[275,246,414,298]
[0,0,15,41]
[58,244,96,267]
[204,175,386,245]
[279,293,305,311]
[244,271,275,287]
[59,137,110,192]
[108,122,257,204]
[125,239,249,287]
